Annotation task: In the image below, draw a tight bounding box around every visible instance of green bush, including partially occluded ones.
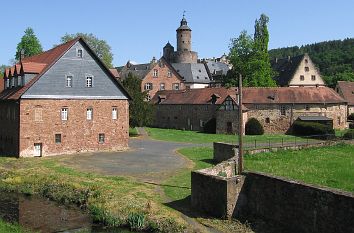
[245,118,264,135]
[348,113,354,121]
[349,123,354,129]
[128,212,145,231]
[292,121,335,137]
[343,130,354,139]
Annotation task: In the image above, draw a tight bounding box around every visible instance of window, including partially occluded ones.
[305,67,309,72]
[112,107,118,120]
[144,83,153,90]
[300,75,305,81]
[86,76,93,87]
[224,99,235,111]
[86,108,93,120]
[311,75,316,81]
[146,95,151,101]
[153,69,158,77]
[265,117,270,123]
[55,134,61,144]
[160,83,165,90]
[34,108,42,122]
[167,70,172,77]
[61,108,68,121]
[173,83,180,90]
[200,120,205,127]
[77,48,83,58]
[66,75,73,87]
[305,105,310,111]
[305,59,308,64]
[280,105,286,116]
[98,133,105,143]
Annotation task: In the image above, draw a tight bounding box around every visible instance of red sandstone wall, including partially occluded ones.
[19,99,129,157]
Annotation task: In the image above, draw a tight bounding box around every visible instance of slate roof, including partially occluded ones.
[152,86,346,105]
[119,62,153,79]
[271,54,305,86]
[0,37,131,101]
[171,63,210,84]
[336,81,354,105]
[205,61,229,76]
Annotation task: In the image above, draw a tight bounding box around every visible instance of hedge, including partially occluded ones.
[292,121,335,137]
[245,118,264,135]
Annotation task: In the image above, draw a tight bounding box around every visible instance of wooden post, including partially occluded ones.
[238,74,243,175]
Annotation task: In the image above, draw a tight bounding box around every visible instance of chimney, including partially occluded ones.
[20,49,25,62]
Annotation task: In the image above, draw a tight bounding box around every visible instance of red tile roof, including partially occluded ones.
[21,62,47,74]
[153,86,346,105]
[109,68,120,78]
[0,38,80,100]
[336,81,354,105]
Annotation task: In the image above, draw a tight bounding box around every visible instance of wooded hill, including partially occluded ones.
[268,38,354,87]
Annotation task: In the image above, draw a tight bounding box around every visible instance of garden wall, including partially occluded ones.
[213,142,238,162]
[191,169,354,233]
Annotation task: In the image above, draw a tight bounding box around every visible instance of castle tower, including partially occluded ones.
[176,16,192,52]
[174,15,198,63]
[163,41,174,63]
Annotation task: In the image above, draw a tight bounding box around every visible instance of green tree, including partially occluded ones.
[0,65,7,78]
[122,73,154,127]
[60,33,114,68]
[15,27,43,60]
[226,14,276,87]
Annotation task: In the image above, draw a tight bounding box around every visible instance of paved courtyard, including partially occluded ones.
[60,137,197,182]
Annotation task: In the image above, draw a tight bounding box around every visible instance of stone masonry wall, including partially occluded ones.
[213,142,238,163]
[235,172,354,233]
[19,99,129,157]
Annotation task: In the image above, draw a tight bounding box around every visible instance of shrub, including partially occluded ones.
[128,212,145,231]
[292,121,335,137]
[349,123,354,129]
[348,113,354,121]
[343,129,354,139]
[245,118,264,135]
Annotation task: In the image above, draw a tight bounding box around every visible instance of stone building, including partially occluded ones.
[336,81,354,116]
[0,37,131,157]
[153,86,347,134]
[119,57,185,100]
[271,53,325,87]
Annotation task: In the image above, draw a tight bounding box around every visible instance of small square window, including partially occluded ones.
[55,134,61,144]
[305,105,310,111]
[86,76,93,87]
[160,83,165,90]
[98,133,105,143]
[300,75,305,81]
[305,67,309,72]
[77,49,83,58]
[173,83,180,90]
[311,75,316,81]
[167,70,172,77]
[265,117,270,123]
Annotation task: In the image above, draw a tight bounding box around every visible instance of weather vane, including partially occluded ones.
[183,10,186,18]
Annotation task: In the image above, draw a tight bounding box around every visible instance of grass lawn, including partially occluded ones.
[146,127,314,146]
[0,157,186,232]
[167,144,354,201]
[129,127,139,137]
[0,219,33,233]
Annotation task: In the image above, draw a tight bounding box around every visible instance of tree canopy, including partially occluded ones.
[269,38,354,87]
[121,73,154,127]
[226,14,276,87]
[60,33,114,68]
[15,27,43,61]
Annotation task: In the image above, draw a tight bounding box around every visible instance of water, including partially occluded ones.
[0,192,133,233]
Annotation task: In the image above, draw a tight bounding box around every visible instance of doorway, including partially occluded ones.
[34,143,42,157]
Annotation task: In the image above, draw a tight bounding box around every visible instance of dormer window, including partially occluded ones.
[77,48,83,58]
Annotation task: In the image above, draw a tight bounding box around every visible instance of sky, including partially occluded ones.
[1,0,354,67]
